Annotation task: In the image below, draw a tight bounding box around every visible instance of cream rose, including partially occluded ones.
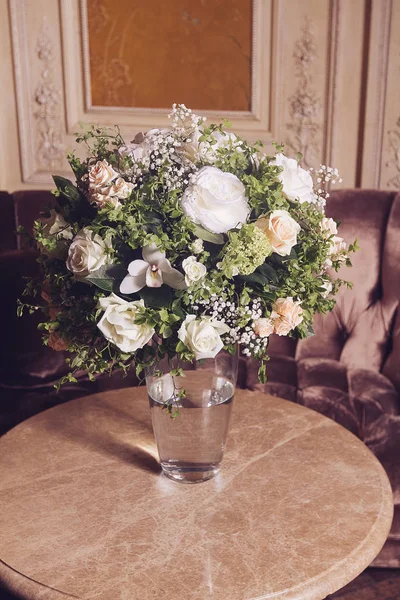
[108,177,134,199]
[271,297,303,336]
[182,256,207,286]
[190,238,204,255]
[43,210,73,240]
[178,315,229,360]
[97,295,154,353]
[184,129,239,163]
[48,332,68,352]
[89,160,118,190]
[320,217,338,237]
[256,210,300,256]
[319,279,333,298]
[181,166,250,234]
[328,235,347,257]
[273,153,316,204]
[253,318,274,338]
[119,139,151,166]
[66,228,112,277]
[39,210,73,257]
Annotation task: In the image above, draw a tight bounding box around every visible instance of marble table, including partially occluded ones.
[0,388,393,600]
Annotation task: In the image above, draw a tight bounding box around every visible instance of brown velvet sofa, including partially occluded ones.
[1,188,399,568]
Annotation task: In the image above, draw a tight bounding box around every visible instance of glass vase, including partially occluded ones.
[145,349,238,483]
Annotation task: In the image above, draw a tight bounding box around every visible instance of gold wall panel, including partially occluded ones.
[86,0,252,111]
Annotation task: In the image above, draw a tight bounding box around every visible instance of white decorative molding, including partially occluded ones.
[285,17,321,167]
[386,117,400,189]
[323,0,340,169]
[33,26,65,170]
[361,0,393,188]
[9,0,67,183]
[9,0,35,182]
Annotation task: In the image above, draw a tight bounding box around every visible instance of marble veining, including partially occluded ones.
[0,388,393,600]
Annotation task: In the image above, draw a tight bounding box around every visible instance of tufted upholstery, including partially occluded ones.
[247,190,400,567]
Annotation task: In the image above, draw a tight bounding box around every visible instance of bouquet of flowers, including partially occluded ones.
[20,104,356,389]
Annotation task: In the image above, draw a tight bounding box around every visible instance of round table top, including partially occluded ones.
[0,387,393,600]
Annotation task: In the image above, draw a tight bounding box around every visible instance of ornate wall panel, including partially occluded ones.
[0,0,398,191]
[361,0,393,189]
[380,1,400,190]
[86,0,252,112]
[9,0,69,184]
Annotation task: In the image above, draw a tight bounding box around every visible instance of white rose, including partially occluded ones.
[89,160,119,190]
[183,129,240,164]
[319,280,333,298]
[251,152,267,170]
[253,318,274,337]
[181,166,250,234]
[273,153,316,204]
[320,217,338,237]
[108,177,134,199]
[190,238,204,254]
[118,139,151,166]
[328,235,347,258]
[181,127,202,162]
[66,228,112,277]
[178,315,229,360]
[98,292,125,310]
[45,210,73,240]
[256,210,300,256]
[38,210,73,258]
[182,256,207,286]
[97,296,154,353]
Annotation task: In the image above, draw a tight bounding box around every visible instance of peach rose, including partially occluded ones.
[271,297,303,336]
[41,283,60,321]
[256,210,300,256]
[253,318,274,337]
[48,332,67,352]
[108,177,134,199]
[89,160,118,190]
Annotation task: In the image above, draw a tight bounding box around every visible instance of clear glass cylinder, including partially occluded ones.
[145,349,238,483]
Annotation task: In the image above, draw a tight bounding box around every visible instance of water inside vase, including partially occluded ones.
[148,372,234,483]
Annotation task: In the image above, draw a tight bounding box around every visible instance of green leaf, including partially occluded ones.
[84,264,126,292]
[52,176,80,203]
[258,263,279,282]
[193,225,224,245]
[239,272,268,286]
[258,362,267,384]
[139,285,173,308]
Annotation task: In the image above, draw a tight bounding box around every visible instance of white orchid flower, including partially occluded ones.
[120,243,186,294]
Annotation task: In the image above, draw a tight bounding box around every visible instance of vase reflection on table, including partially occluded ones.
[145,349,238,483]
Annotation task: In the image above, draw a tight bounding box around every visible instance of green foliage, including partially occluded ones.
[17,110,356,390]
[219,224,273,278]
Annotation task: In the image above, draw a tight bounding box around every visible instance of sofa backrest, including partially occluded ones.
[294,190,400,392]
[13,190,54,249]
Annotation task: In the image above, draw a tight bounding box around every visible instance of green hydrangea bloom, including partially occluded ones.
[220,224,272,278]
